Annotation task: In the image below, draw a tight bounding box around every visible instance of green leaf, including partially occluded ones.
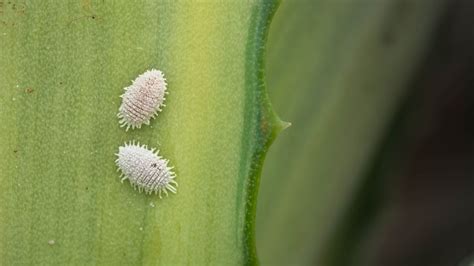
[256,0,445,265]
[0,0,283,264]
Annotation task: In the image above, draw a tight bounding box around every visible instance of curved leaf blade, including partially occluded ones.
[0,0,281,264]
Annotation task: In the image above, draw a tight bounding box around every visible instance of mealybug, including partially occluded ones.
[115,141,177,198]
[118,69,168,131]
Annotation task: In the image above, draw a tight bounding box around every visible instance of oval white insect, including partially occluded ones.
[115,141,177,198]
[117,69,168,131]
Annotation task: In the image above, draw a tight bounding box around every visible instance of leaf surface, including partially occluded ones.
[0,0,282,264]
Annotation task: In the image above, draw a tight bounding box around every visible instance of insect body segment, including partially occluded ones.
[115,142,177,198]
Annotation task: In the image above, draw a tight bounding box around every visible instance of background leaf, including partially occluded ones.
[256,0,446,265]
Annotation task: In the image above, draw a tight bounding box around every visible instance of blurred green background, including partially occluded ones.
[256,0,474,266]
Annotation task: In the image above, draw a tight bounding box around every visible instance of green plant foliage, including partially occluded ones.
[256,0,445,265]
[0,0,284,264]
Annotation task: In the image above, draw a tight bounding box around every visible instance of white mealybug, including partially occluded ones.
[118,69,168,131]
[115,142,177,198]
